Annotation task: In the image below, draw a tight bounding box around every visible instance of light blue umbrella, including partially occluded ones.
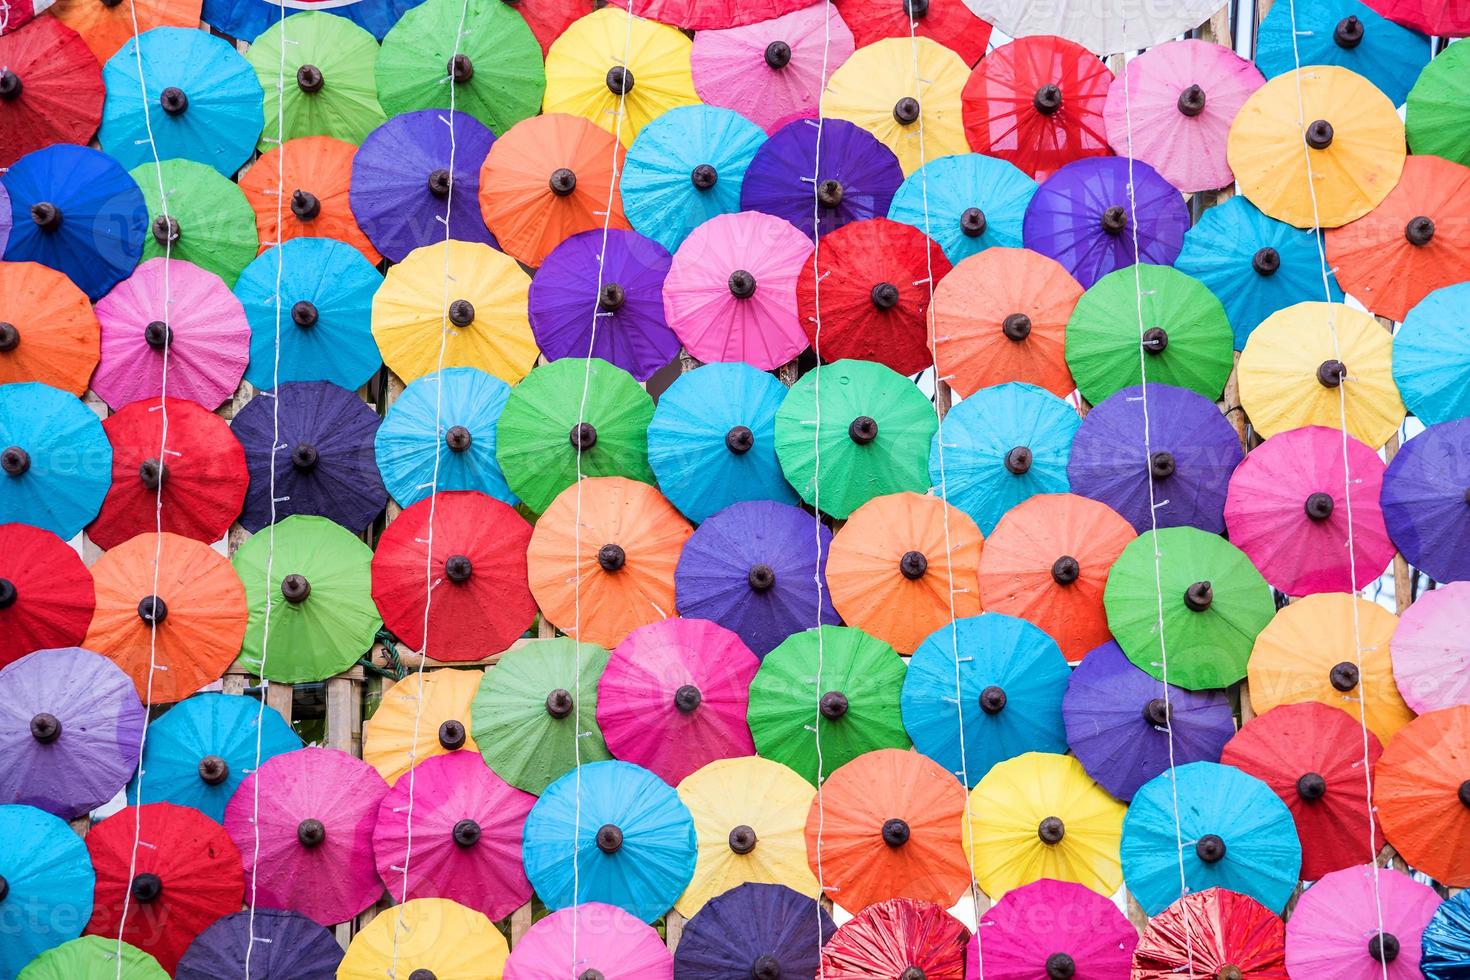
[235,237,383,392]
[931,381,1080,535]
[98,27,264,178]
[901,613,1070,788]
[1174,196,1342,349]
[1421,889,1470,980]
[522,759,697,924]
[1394,282,1470,426]
[375,366,517,509]
[1257,0,1429,106]
[647,362,799,524]
[0,382,111,540]
[0,804,94,978]
[621,105,767,253]
[887,153,1038,265]
[126,693,302,823]
[1122,761,1302,916]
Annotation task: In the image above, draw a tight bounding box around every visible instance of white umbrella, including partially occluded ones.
[962,0,1224,56]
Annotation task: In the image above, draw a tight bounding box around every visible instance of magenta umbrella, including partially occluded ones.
[1392,581,1470,715]
[373,751,534,922]
[596,618,759,786]
[504,902,674,980]
[222,747,388,926]
[91,258,250,411]
[1286,865,1443,980]
[968,877,1138,979]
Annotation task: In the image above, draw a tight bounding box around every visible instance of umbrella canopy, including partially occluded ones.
[1382,419,1470,583]
[337,898,508,980]
[1422,890,1470,980]
[505,902,672,979]
[1395,282,1470,426]
[177,909,343,980]
[1374,705,1470,886]
[0,17,103,168]
[0,524,92,668]
[963,0,1222,56]
[0,804,94,977]
[1131,887,1288,980]
[247,12,385,149]
[607,0,810,29]
[231,514,382,683]
[969,877,1138,979]
[836,0,990,65]
[1287,865,1442,980]
[1407,38,1470,166]
[0,380,110,539]
[0,260,98,394]
[823,898,969,979]
[674,881,835,980]
[242,135,379,264]
[888,154,1038,266]
[1104,526,1275,690]
[1392,581,1470,714]
[1257,0,1430,107]
[362,667,481,786]
[19,937,167,980]
[49,0,197,63]
[132,160,258,286]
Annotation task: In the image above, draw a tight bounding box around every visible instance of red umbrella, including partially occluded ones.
[961,35,1114,179]
[0,522,93,669]
[1132,887,1288,979]
[0,17,103,168]
[821,897,970,979]
[796,217,951,376]
[514,0,595,56]
[86,397,247,552]
[834,0,993,66]
[1363,0,1470,36]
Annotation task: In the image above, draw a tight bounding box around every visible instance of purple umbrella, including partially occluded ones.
[674,500,839,658]
[1382,418,1470,584]
[1067,383,1243,534]
[176,909,343,980]
[230,381,387,534]
[1063,641,1236,802]
[739,118,903,242]
[349,109,498,264]
[528,229,680,382]
[673,882,836,980]
[1023,157,1191,288]
[0,646,145,820]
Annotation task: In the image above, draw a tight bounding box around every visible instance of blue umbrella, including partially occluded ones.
[2,145,147,301]
[235,237,383,392]
[931,381,1080,535]
[647,362,800,524]
[0,382,111,540]
[886,153,1038,265]
[375,366,517,509]
[1173,196,1342,349]
[1421,889,1470,980]
[622,105,766,253]
[1257,0,1429,106]
[522,759,697,924]
[177,909,343,980]
[126,693,302,823]
[674,882,836,980]
[201,0,423,43]
[901,613,1071,788]
[0,804,94,977]
[1394,282,1470,426]
[1121,761,1302,916]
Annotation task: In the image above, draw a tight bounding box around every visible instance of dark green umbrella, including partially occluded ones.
[132,160,258,287]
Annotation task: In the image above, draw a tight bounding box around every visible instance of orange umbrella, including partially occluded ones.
[826,491,984,655]
[977,493,1135,661]
[1375,705,1470,886]
[806,747,972,915]
[238,136,380,264]
[0,260,99,395]
[478,112,630,268]
[50,0,202,63]
[929,247,1081,399]
[83,531,249,704]
[526,475,692,648]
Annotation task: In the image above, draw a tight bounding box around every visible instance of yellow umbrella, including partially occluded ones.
[543,8,699,144]
[823,37,970,175]
[966,751,1125,900]
[362,667,483,786]
[1246,593,1413,743]
[1237,301,1404,449]
[371,240,540,386]
[674,756,820,917]
[339,898,507,979]
[1227,66,1405,229]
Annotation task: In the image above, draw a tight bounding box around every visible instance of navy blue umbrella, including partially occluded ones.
[674,882,836,980]
[200,0,422,43]
[176,909,343,980]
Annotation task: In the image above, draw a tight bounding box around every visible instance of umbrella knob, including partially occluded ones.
[1296,771,1327,801]
[893,96,921,125]
[752,955,782,980]
[1001,312,1031,341]
[1143,697,1170,727]
[900,967,926,980]
[1406,215,1436,246]
[452,818,482,847]
[903,0,929,17]
[0,875,7,902]
[545,688,575,718]
[1316,358,1347,388]
[728,269,758,299]
[1304,491,1335,521]
[137,595,168,625]
[296,818,327,848]
[597,543,626,571]
[0,70,20,101]
[595,823,623,853]
[0,446,28,476]
[549,168,578,197]
[605,66,634,95]
[150,214,181,247]
[29,712,61,743]
[726,425,755,455]
[427,169,453,199]
[569,422,598,450]
[448,299,476,327]
[1334,15,1365,48]
[747,563,776,592]
[281,574,312,604]
[1149,451,1176,480]
[819,690,849,719]
[870,282,901,310]
[449,53,474,84]
[979,685,1007,715]
[99,0,123,7]
[899,550,928,580]
[1306,119,1335,150]
[159,86,188,116]
[290,189,321,221]
[579,972,605,980]
[0,322,18,353]
[1045,952,1077,980]
[1217,967,1243,980]
[143,320,173,351]
[1037,815,1065,844]
[674,684,703,713]
[960,207,987,238]
[691,163,719,190]
[1368,932,1400,964]
[1195,833,1227,863]
[0,577,15,609]
[1100,206,1128,235]
[438,719,467,750]
[1033,84,1063,116]
[446,425,474,452]
[1251,247,1280,276]
[1004,445,1032,475]
[129,872,163,904]
[1051,555,1080,585]
[291,443,320,472]
[1176,84,1206,118]
[763,41,792,69]
[291,300,319,328]
[728,824,758,854]
[1329,660,1360,692]
[598,282,626,312]
[409,971,438,980]
[139,457,167,490]
[445,554,474,583]
[1141,327,1168,354]
[848,416,878,445]
[881,817,911,847]
[29,202,60,230]
[1184,581,1213,612]
[1459,780,1470,808]
[816,179,845,209]
[296,65,325,94]
[198,754,230,785]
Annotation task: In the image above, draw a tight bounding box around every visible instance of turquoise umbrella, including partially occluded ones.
[886,153,1038,265]
[0,381,111,540]
[0,804,94,977]
[1257,0,1429,106]
[1394,281,1470,426]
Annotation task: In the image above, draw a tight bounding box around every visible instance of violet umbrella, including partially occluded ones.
[1392,581,1470,715]
[674,882,837,979]
[674,500,840,657]
[176,909,344,980]
[1381,418,1470,584]
[968,878,1138,979]
[1285,865,1443,980]
[504,902,673,979]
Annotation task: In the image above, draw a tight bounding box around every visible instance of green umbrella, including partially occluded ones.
[470,637,612,794]
[131,160,258,287]
[1406,40,1470,167]
[375,0,546,137]
[495,357,656,515]
[747,625,910,786]
[248,11,387,151]
[18,937,168,980]
[1065,264,1235,406]
[232,515,383,683]
[773,359,937,520]
[1103,526,1275,691]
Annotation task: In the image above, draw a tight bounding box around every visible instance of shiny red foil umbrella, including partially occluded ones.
[1132,888,1288,979]
[87,397,247,552]
[821,898,970,979]
[834,0,993,66]
[0,17,103,167]
[0,522,93,669]
[796,217,951,376]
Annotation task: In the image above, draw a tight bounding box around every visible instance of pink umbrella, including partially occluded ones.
[1102,39,1265,194]
[596,618,759,785]
[504,902,674,979]
[91,258,251,412]
[968,878,1137,979]
[662,211,813,370]
[691,6,856,133]
[223,747,389,927]
[1223,425,1395,598]
[373,751,535,922]
[1286,865,1443,980]
[1392,581,1470,714]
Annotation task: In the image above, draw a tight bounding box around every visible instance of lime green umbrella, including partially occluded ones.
[1406,40,1470,167]
[19,937,167,980]
[747,625,911,786]
[470,637,612,794]
[232,515,382,683]
[131,160,258,287]
[375,0,545,137]
[495,357,656,514]
[248,11,387,151]
[773,359,937,520]
[1103,526,1275,691]
[1065,264,1235,406]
